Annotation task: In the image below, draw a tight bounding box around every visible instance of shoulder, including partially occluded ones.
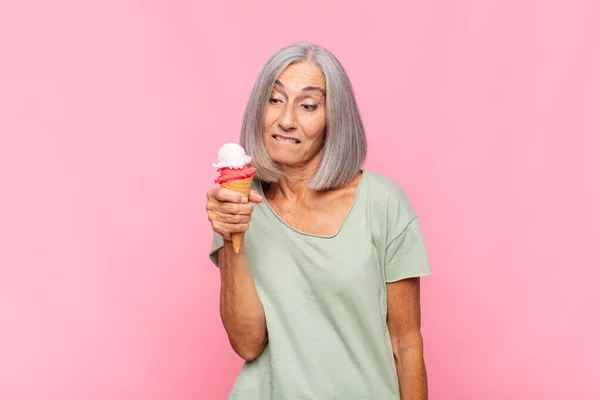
[362,170,419,238]
[363,170,417,217]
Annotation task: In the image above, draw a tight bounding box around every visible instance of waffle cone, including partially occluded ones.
[221,177,253,253]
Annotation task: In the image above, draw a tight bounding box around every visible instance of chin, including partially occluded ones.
[266,147,294,163]
[267,147,322,170]
[269,155,299,167]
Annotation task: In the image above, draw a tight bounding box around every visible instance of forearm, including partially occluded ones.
[219,241,267,360]
[395,336,427,399]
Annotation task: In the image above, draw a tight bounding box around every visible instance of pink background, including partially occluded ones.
[1,1,599,399]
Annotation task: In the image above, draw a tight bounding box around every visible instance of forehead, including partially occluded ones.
[276,62,325,90]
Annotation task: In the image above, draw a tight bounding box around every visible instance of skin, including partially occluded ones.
[206,61,427,398]
[387,278,428,399]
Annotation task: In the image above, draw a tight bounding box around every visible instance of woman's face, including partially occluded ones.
[263,62,327,169]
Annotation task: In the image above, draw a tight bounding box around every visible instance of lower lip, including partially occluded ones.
[273,136,300,145]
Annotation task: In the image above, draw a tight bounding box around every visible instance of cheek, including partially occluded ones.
[263,106,278,127]
[303,114,327,141]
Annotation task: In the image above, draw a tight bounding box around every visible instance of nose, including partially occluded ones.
[277,103,297,131]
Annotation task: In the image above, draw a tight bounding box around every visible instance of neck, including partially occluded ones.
[273,164,317,202]
[268,152,323,202]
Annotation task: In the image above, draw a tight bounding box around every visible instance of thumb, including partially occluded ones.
[248,190,264,203]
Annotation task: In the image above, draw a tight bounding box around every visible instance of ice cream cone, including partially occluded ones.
[221,177,253,252]
[212,143,257,253]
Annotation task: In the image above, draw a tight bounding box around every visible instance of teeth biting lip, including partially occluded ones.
[272,134,300,144]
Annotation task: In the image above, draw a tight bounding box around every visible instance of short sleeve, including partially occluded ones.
[209,231,224,268]
[384,217,432,282]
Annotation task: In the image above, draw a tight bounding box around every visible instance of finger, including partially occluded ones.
[215,222,250,234]
[213,188,248,204]
[217,202,253,215]
[248,190,264,204]
[214,211,251,225]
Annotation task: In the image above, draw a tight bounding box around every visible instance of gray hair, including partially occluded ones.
[240,42,367,191]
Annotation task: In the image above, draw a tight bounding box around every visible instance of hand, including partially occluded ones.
[206,188,263,241]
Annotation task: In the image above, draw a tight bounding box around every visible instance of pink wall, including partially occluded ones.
[1,1,598,399]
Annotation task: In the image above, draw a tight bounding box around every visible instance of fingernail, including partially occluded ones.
[241,197,248,203]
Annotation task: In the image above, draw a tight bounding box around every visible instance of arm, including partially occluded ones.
[207,188,267,361]
[218,241,268,361]
[386,277,428,400]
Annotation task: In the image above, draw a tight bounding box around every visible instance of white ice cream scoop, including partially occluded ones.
[212,142,252,170]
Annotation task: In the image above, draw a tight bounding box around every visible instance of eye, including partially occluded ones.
[269,98,283,104]
[302,104,318,111]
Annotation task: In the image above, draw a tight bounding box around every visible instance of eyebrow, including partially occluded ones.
[275,80,325,95]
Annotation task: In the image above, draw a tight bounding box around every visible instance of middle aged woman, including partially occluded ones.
[206,41,432,400]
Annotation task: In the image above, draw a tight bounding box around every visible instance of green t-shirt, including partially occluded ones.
[209,170,432,399]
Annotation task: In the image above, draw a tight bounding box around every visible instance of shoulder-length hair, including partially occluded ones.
[240,42,367,191]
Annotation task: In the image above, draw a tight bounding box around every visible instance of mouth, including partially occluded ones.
[272,134,301,145]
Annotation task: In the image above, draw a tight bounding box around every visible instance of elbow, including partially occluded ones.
[220,312,268,361]
[237,348,263,362]
[390,336,400,362]
[391,330,424,360]
[229,331,268,361]
[233,339,267,361]
[398,330,424,353]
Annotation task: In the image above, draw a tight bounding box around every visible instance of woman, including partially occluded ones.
[206,42,432,400]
